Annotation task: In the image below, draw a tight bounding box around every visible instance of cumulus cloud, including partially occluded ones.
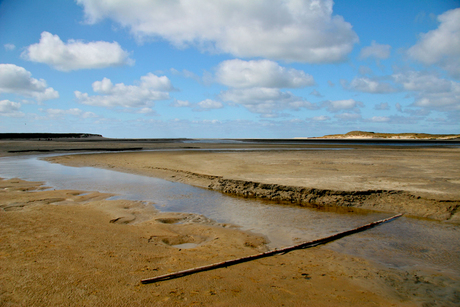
[4,44,15,51]
[407,8,460,78]
[310,89,323,97]
[215,59,317,116]
[344,77,397,93]
[322,99,364,113]
[412,89,460,111]
[334,112,362,121]
[44,108,98,119]
[393,70,460,111]
[220,87,317,116]
[75,73,172,109]
[368,116,390,122]
[170,98,223,111]
[216,59,315,88]
[358,65,373,75]
[76,0,358,63]
[392,71,452,93]
[22,31,133,71]
[136,108,156,114]
[311,115,330,121]
[374,102,390,110]
[170,68,203,84]
[0,99,23,117]
[359,41,391,60]
[197,99,223,109]
[0,64,59,101]
[170,99,192,108]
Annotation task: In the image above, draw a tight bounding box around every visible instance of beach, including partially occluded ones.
[1,139,459,306]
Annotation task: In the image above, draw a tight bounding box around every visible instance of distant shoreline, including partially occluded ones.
[2,130,459,141]
[301,130,460,140]
[0,133,103,140]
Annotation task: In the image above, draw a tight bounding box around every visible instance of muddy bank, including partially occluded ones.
[45,147,460,222]
[3,177,449,306]
[208,178,460,221]
[123,165,460,221]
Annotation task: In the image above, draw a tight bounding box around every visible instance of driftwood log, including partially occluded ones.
[141,213,402,284]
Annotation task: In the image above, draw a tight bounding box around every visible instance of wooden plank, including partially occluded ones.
[141,213,402,284]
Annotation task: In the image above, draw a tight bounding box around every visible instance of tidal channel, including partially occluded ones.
[0,153,459,278]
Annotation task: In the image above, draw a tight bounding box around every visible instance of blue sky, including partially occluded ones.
[1,0,459,138]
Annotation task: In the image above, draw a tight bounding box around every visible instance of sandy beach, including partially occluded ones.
[1,139,460,306]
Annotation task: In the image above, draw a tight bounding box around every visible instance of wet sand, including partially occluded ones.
[46,146,460,221]
[1,139,460,306]
[1,177,428,306]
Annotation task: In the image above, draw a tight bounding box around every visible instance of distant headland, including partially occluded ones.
[0,133,103,140]
[308,131,460,140]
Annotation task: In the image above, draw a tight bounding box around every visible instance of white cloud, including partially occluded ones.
[346,77,397,93]
[311,115,330,121]
[214,59,316,116]
[139,73,174,92]
[170,68,202,83]
[75,73,172,108]
[197,99,223,109]
[369,116,390,122]
[392,70,460,111]
[44,108,97,119]
[0,100,23,117]
[170,99,192,108]
[216,59,315,88]
[0,64,59,101]
[169,98,223,111]
[334,112,362,121]
[310,89,323,97]
[220,87,317,115]
[4,44,15,51]
[407,8,460,78]
[358,65,373,75]
[392,71,452,93]
[22,31,134,71]
[322,99,364,113]
[137,108,156,114]
[359,41,391,60]
[76,0,358,63]
[374,102,389,110]
[413,90,460,111]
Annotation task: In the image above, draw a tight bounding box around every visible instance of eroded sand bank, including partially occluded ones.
[46,147,460,221]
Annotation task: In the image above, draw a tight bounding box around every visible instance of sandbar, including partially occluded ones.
[46,145,460,221]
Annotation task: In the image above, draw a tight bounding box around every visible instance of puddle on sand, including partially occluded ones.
[171,243,200,249]
[0,154,459,277]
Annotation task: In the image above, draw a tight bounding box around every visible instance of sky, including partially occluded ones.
[0,0,459,138]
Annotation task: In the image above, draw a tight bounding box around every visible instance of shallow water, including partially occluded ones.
[0,153,459,276]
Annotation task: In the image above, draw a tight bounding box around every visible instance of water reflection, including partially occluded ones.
[0,154,458,276]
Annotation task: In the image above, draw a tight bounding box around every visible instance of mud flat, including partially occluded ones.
[45,146,460,222]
